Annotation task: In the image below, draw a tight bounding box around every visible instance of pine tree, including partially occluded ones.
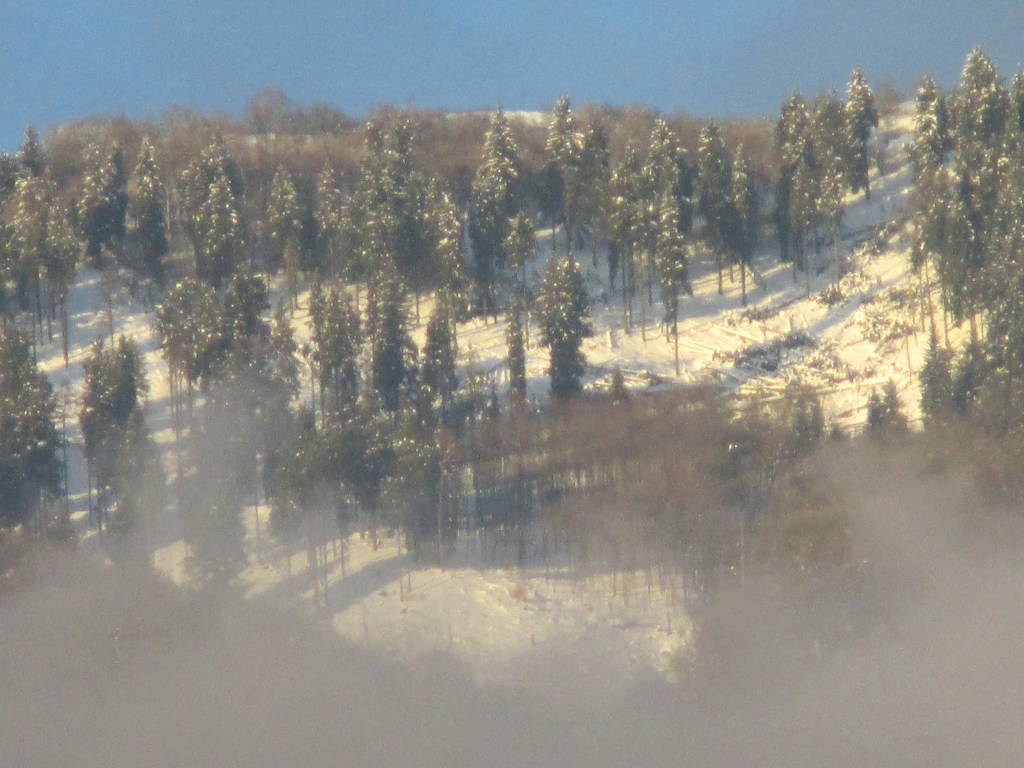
[866,382,906,436]
[17,125,45,177]
[421,302,458,412]
[195,172,241,290]
[79,335,154,533]
[577,123,612,267]
[724,147,759,304]
[469,108,520,313]
[506,307,527,408]
[545,95,581,253]
[0,326,61,531]
[919,332,954,425]
[504,211,535,318]
[789,139,819,292]
[372,278,411,413]
[813,90,847,175]
[155,276,220,416]
[43,203,79,366]
[10,173,53,336]
[783,383,824,458]
[954,47,1008,153]
[654,196,692,376]
[178,137,243,254]
[608,365,628,404]
[537,254,590,399]
[1011,69,1024,138]
[268,165,304,299]
[697,121,732,293]
[608,144,644,326]
[952,341,986,416]
[818,155,845,286]
[912,76,950,181]
[775,92,812,263]
[311,285,362,414]
[78,143,128,268]
[314,164,346,279]
[424,185,466,313]
[845,67,879,200]
[128,136,168,288]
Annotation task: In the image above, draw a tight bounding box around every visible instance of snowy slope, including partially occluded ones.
[23,102,936,681]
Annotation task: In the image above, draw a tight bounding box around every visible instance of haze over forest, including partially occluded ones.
[5,4,1024,765]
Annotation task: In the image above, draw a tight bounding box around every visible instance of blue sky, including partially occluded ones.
[3,0,1022,149]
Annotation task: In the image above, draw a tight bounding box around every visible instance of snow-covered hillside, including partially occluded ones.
[24,102,936,682]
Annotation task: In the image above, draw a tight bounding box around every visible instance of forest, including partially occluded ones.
[4,45,1024,687]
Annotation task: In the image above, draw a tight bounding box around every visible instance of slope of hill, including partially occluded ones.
[22,102,936,681]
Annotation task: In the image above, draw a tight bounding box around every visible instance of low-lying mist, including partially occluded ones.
[4,442,1024,767]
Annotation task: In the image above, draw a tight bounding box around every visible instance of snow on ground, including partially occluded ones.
[20,103,939,681]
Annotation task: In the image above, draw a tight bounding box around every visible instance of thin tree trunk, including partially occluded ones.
[923,258,936,338]
[673,303,680,377]
[60,295,70,367]
[833,221,840,288]
[640,260,647,342]
[623,253,631,335]
[741,263,747,307]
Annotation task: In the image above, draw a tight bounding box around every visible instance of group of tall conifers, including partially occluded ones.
[911,47,1024,433]
[0,53,953,580]
[772,68,878,293]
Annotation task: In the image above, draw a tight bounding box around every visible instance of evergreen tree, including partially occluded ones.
[268,165,304,299]
[10,173,53,335]
[954,47,1008,153]
[385,429,448,560]
[503,211,535,317]
[178,137,243,255]
[424,184,466,312]
[78,143,128,268]
[469,108,520,313]
[127,136,168,287]
[789,139,819,291]
[17,125,45,177]
[697,121,732,293]
[818,155,845,285]
[545,95,582,253]
[866,381,906,435]
[783,383,824,458]
[195,172,241,290]
[609,365,628,404]
[79,336,156,535]
[314,164,346,279]
[812,90,847,175]
[0,326,61,531]
[421,302,458,411]
[919,332,954,425]
[506,307,527,408]
[155,276,220,412]
[1011,69,1024,138]
[912,76,951,181]
[608,144,644,322]
[775,92,812,263]
[654,196,692,376]
[646,119,680,197]
[372,279,411,413]
[310,285,362,414]
[952,341,986,416]
[537,254,590,399]
[724,147,759,304]
[577,123,612,267]
[845,67,879,200]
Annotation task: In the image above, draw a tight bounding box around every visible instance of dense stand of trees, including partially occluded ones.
[3,48,1024,638]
